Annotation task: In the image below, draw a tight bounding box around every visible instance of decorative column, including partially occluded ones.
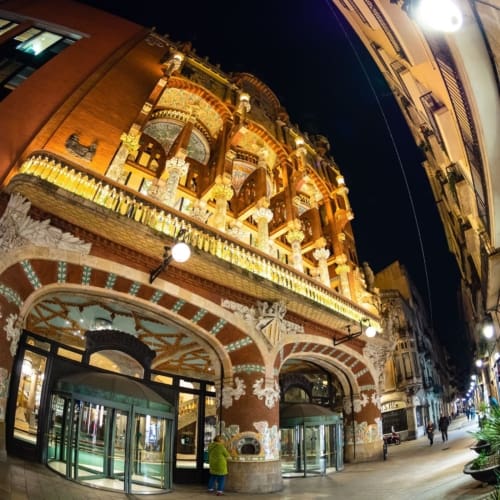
[162,51,184,77]
[334,175,354,221]
[157,155,190,207]
[106,129,140,182]
[334,247,351,299]
[220,373,282,493]
[286,219,305,272]
[210,174,234,232]
[253,202,273,252]
[237,92,251,120]
[343,389,382,463]
[313,243,330,287]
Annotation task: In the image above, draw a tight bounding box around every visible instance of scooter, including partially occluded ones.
[384,431,401,445]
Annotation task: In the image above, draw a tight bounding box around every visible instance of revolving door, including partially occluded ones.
[280,403,343,477]
[46,372,174,494]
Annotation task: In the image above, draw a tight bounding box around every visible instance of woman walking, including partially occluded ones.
[426,421,435,446]
[208,435,231,496]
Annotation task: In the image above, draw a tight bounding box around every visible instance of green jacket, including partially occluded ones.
[208,441,230,475]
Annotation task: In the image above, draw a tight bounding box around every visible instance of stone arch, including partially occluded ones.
[273,337,383,462]
[273,336,377,396]
[0,248,266,382]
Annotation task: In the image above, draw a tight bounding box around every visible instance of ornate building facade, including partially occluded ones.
[0,0,392,494]
[375,261,452,441]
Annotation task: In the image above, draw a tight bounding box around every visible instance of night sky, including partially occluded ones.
[79,0,470,385]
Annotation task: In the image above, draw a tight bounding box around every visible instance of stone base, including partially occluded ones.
[226,460,283,493]
[345,439,384,462]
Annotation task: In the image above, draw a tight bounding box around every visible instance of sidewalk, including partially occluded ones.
[0,416,495,499]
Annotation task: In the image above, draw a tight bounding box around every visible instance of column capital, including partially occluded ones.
[313,247,330,261]
[120,132,140,154]
[253,206,273,223]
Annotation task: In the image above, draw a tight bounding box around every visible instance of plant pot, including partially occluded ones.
[463,458,500,485]
[470,441,492,455]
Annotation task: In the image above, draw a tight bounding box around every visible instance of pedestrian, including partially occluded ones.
[426,421,435,446]
[438,414,449,442]
[465,408,470,420]
[207,435,230,496]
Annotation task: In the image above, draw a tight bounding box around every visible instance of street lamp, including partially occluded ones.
[149,228,191,284]
[400,0,463,33]
[333,318,377,346]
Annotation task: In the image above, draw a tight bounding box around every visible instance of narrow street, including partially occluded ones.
[323,415,496,499]
[1,415,497,499]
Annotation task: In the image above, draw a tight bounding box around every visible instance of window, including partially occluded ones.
[0,18,19,37]
[0,21,80,99]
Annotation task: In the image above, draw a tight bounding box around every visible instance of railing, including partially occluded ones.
[17,153,380,330]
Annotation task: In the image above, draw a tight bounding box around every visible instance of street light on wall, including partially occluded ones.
[333,318,377,346]
[399,0,463,32]
[149,229,191,284]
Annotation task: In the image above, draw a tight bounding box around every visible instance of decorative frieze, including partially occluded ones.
[0,194,91,254]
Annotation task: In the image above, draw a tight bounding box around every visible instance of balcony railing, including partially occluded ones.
[17,152,380,331]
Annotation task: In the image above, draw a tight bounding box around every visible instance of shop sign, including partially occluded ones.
[381,400,406,412]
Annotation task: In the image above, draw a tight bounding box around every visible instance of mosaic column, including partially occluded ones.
[334,250,351,299]
[313,242,330,287]
[211,174,234,232]
[0,306,21,461]
[159,156,190,207]
[286,220,305,272]
[253,204,273,252]
[162,51,184,77]
[220,373,282,493]
[343,387,382,462]
[106,129,140,182]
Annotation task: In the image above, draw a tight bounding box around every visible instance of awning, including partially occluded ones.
[280,403,341,427]
[55,371,173,413]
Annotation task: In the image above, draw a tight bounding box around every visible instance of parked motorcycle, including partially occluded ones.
[383,431,401,445]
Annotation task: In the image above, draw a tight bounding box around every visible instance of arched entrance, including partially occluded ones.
[280,403,343,477]
[279,359,345,477]
[47,372,174,494]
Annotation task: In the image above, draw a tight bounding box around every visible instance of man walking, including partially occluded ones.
[438,414,449,442]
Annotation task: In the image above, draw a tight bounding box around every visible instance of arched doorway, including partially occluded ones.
[280,403,343,477]
[47,372,174,494]
[279,359,345,477]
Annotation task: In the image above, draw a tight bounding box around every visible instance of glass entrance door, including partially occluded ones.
[281,424,338,477]
[47,395,172,494]
[130,412,170,493]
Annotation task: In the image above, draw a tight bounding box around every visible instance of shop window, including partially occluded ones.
[382,409,408,434]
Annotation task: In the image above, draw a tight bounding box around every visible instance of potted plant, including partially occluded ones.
[464,408,500,485]
[463,451,500,485]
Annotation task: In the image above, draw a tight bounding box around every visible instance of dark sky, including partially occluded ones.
[79,0,469,383]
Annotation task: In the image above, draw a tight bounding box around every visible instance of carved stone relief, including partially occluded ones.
[0,194,91,254]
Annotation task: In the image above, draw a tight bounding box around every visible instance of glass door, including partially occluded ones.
[130,412,170,493]
[281,425,305,477]
[304,424,323,475]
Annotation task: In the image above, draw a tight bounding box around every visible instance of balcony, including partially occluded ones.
[8,152,381,334]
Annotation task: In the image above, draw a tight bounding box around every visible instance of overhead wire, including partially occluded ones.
[323,0,434,325]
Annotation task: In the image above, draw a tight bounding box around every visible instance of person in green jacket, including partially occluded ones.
[207,435,230,496]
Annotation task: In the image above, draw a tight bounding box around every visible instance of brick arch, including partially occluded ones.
[273,337,377,399]
[0,248,266,379]
[166,76,233,122]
